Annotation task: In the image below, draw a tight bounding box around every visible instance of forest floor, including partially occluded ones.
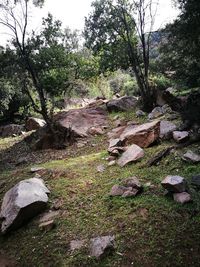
[0,111,200,267]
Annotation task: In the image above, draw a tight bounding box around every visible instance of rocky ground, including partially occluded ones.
[0,102,200,267]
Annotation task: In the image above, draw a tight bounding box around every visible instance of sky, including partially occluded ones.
[0,0,180,45]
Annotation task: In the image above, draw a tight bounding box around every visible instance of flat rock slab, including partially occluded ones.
[0,178,50,234]
[106,96,138,112]
[117,144,144,167]
[120,120,160,148]
[182,151,200,163]
[160,120,177,140]
[89,235,115,258]
[173,192,191,204]
[173,131,189,143]
[161,175,187,193]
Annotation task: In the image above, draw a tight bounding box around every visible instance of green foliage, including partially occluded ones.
[150,74,173,91]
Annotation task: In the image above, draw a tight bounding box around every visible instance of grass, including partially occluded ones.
[0,114,200,266]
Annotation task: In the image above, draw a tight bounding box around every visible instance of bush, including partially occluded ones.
[150,74,173,91]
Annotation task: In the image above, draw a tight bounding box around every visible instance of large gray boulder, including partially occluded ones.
[0,178,50,234]
[160,120,177,140]
[173,131,189,143]
[106,96,138,112]
[117,144,144,167]
[161,175,187,193]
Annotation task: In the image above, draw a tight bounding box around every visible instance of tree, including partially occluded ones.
[159,0,200,87]
[84,0,158,111]
[0,0,76,136]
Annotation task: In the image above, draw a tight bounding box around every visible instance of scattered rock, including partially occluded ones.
[88,127,104,135]
[97,164,106,173]
[70,239,86,252]
[31,167,46,173]
[110,185,129,196]
[123,176,142,190]
[114,119,126,128]
[160,120,177,140]
[173,192,191,204]
[161,175,187,193]
[107,125,127,140]
[117,144,144,167]
[39,220,55,231]
[52,199,63,210]
[0,124,24,137]
[136,110,145,117]
[120,120,160,148]
[107,155,117,162]
[25,117,46,131]
[182,151,200,163]
[39,210,59,223]
[122,188,139,197]
[15,157,28,166]
[0,178,50,234]
[191,175,200,187]
[108,160,116,167]
[173,131,189,143]
[148,107,164,120]
[108,138,122,149]
[89,235,115,258]
[106,96,138,112]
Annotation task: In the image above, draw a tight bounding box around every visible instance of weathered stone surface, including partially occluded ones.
[117,145,144,167]
[161,175,187,193]
[182,151,200,163]
[54,107,107,138]
[136,110,145,117]
[191,175,200,187]
[108,160,116,166]
[0,178,50,234]
[0,124,24,137]
[39,210,59,223]
[107,126,127,140]
[110,185,129,196]
[108,138,122,149]
[25,117,46,131]
[173,131,189,143]
[148,107,164,120]
[97,164,106,173]
[89,235,115,258]
[114,119,126,128]
[122,188,139,197]
[88,127,104,135]
[120,121,160,148]
[31,167,46,173]
[123,176,142,190]
[106,96,138,112]
[39,220,55,231]
[160,120,177,140]
[173,192,191,204]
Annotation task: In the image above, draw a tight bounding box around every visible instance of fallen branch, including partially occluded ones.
[146,146,175,167]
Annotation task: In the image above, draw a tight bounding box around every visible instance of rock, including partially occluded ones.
[160,120,177,140]
[25,117,46,131]
[110,185,130,196]
[88,127,104,135]
[31,167,46,173]
[0,178,50,234]
[97,164,106,173]
[0,124,24,137]
[15,157,28,166]
[162,104,173,114]
[123,176,142,190]
[89,235,115,258]
[70,239,86,251]
[117,144,144,167]
[148,107,164,120]
[136,110,145,117]
[108,138,122,149]
[39,220,55,231]
[107,126,127,140]
[161,175,187,193]
[173,192,191,204]
[39,210,59,223]
[191,175,200,187]
[114,119,126,127]
[182,151,200,163]
[120,121,160,148]
[122,188,139,197]
[108,160,116,166]
[53,107,108,138]
[106,96,138,112]
[173,131,189,143]
[107,155,117,162]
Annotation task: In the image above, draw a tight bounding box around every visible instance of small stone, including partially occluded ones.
[182,151,200,163]
[173,131,189,143]
[122,176,142,189]
[122,188,139,197]
[108,138,122,149]
[117,144,144,167]
[31,167,46,173]
[107,156,116,162]
[88,127,104,135]
[114,119,126,127]
[173,192,191,204]
[136,110,145,117]
[108,160,116,166]
[110,185,129,196]
[89,235,115,258]
[39,220,55,231]
[39,210,60,223]
[191,175,200,187]
[97,164,106,173]
[161,175,187,193]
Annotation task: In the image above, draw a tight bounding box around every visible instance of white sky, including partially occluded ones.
[0,0,180,46]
